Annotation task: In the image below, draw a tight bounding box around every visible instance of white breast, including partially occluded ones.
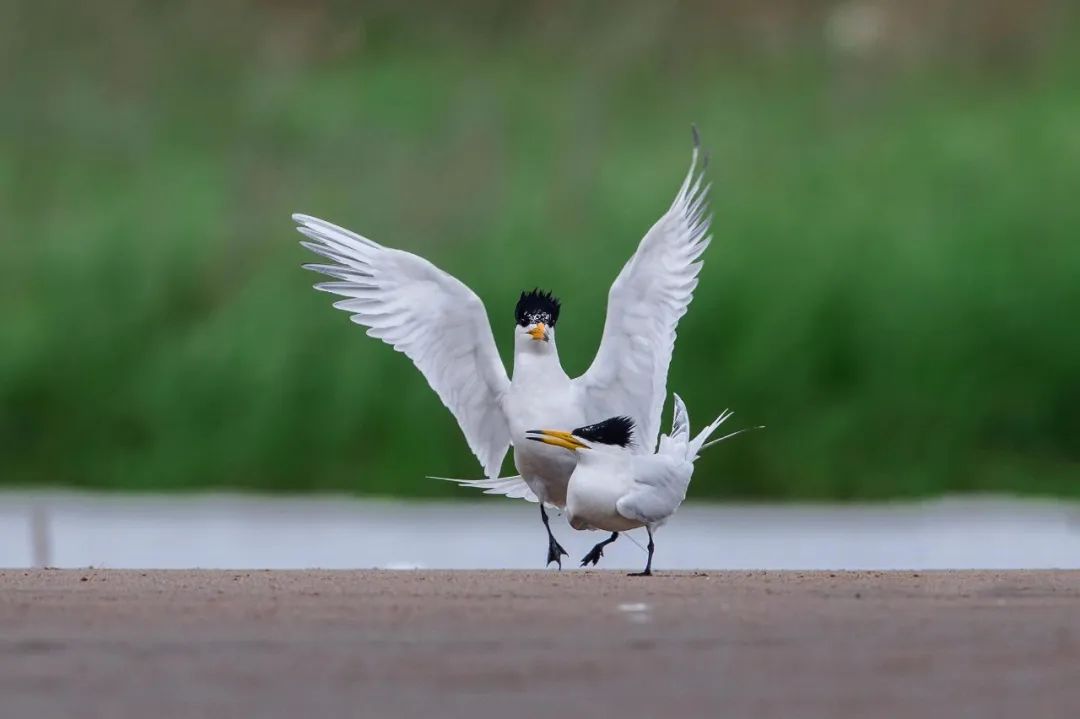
[503,376,585,507]
[565,456,642,533]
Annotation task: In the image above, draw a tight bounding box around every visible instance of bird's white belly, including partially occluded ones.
[504,382,586,507]
[566,467,643,533]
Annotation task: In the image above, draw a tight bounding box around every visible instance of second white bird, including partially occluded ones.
[527,394,760,575]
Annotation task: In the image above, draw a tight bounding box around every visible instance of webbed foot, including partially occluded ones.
[546,537,569,568]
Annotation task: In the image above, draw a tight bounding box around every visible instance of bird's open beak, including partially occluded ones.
[526,429,586,451]
[528,323,548,342]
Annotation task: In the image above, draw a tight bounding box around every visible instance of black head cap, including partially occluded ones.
[573,416,635,448]
[515,288,561,328]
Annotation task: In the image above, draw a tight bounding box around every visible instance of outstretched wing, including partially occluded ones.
[574,133,711,453]
[295,213,511,478]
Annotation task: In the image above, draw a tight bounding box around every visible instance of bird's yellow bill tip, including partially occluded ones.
[526,429,585,451]
[528,323,547,341]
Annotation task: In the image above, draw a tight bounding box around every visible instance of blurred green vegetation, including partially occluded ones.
[2,1,1079,499]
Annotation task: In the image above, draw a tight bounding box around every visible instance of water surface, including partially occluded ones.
[2,492,1078,570]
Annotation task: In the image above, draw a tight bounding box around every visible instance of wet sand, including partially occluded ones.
[2,570,1079,718]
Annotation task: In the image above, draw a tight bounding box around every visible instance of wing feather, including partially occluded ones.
[295,213,511,478]
[427,475,541,504]
[615,454,691,526]
[575,135,711,453]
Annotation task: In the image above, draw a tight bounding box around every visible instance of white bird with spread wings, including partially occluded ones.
[294,129,711,567]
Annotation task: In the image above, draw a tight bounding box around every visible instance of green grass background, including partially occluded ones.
[2,1,1079,499]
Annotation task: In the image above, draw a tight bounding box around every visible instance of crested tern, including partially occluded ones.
[294,130,710,567]
[527,394,760,575]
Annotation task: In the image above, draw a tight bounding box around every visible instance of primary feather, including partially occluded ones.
[296,214,512,479]
[575,140,711,454]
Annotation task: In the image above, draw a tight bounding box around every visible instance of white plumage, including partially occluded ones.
[576,159,711,453]
[295,132,710,566]
[298,216,511,479]
[528,394,761,575]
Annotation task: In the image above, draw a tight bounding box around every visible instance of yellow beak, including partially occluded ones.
[526,429,586,451]
[528,323,548,341]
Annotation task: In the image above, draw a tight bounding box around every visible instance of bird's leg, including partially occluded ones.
[540,504,568,569]
[580,532,619,567]
[628,527,655,577]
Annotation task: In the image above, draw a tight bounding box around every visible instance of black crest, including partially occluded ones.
[573,416,635,448]
[515,288,561,327]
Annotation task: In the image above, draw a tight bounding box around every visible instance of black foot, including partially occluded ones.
[546,538,569,568]
[627,569,653,577]
[580,532,619,568]
[580,545,605,567]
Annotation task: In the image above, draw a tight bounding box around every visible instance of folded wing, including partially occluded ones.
[575,136,711,453]
[615,454,691,526]
[295,213,511,478]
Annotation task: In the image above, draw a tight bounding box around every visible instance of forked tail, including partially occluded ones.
[665,393,763,462]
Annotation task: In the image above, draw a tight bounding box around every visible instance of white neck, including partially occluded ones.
[576,444,630,464]
[511,330,568,385]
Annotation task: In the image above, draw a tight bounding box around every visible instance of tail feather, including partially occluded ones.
[670,395,763,461]
[687,409,732,460]
[700,423,766,452]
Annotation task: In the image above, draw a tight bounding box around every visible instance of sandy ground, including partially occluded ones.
[2,570,1079,718]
